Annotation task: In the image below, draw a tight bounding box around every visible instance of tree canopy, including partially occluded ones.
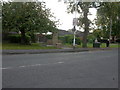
[2,2,58,44]
[67,1,120,45]
[97,2,120,39]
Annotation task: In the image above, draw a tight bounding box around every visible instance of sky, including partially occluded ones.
[43,0,97,31]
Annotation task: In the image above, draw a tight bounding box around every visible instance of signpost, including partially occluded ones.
[72,26,76,47]
[72,0,78,49]
[72,18,78,48]
[73,18,78,26]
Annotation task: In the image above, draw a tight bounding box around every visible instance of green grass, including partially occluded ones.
[2,43,58,50]
[76,43,119,48]
[100,43,119,48]
[2,42,119,50]
[63,43,73,48]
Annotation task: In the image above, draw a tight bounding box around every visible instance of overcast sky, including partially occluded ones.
[2,0,97,31]
[44,0,97,31]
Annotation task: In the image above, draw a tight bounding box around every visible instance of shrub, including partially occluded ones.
[58,36,66,43]
[59,35,81,45]
[45,35,52,39]
[28,33,37,43]
[25,35,31,44]
[87,34,96,43]
[75,37,81,45]
[8,34,21,43]
[8,34,31,44]
[116,38,120,43]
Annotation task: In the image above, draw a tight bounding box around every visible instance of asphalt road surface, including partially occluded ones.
[2,49,118,88]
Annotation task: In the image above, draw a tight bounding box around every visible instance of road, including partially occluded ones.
[2,49,118,88]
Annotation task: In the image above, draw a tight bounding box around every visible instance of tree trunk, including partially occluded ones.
[20,30,26,44]
[82,5,89,48]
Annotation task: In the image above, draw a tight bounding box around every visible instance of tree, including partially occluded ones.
[67,2,100,48]
[2,2,58,44]
[97,2,120,41]
[93,29,102,39]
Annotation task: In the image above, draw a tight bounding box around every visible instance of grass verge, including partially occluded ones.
[75,43,118,48]
[2,43,58,50]
[2,43,119,50]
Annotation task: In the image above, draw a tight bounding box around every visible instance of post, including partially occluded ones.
[73,31,76,46]
[72,26,76,49]
[72,0,78,49]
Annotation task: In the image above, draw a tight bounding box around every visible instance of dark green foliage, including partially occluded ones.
[2,2,58,44]
[59,35,81,45]
[58,36,66,43]
[75,38,81,45]
[97,2,120,39]
[7,34,31,44]
[87,39,94,43]
[27,33,37,43]
[8,34,21,43]
[2,32,9,41]
[25,35,31,44]
[116,38,120,43]
[87,34,96,43]
[45,35,52,39]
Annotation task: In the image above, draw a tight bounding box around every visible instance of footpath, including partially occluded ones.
[2,48,118,55]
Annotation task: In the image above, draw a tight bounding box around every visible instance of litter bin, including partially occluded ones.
[93,42,100,48]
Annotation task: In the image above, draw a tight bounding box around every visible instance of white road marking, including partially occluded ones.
[19,66,25,68]
[57,62,64,64]
[1,67,11,70]
[2,62,64,70]
[18,64,41,68]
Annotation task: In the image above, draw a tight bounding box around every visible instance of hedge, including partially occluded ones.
[7,34,31,44]
[59,35,81,45]
[8,34,21,43]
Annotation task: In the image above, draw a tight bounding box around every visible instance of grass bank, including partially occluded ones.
[65,43,119,48]
[2,42,119,50]
[2,43,58,50]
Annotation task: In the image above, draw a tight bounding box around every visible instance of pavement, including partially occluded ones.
[2,47,118,54]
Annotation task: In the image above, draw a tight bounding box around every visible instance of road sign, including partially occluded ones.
[73,18,78,26]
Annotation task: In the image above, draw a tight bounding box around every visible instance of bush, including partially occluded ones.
[7,34,31,44]
[58,36,66,43]
[28,33,37,43]
[45,35,52,39]
[59,35,81,45]
[75,37,81,45]
[87,34,96,43]
[8,34,21,43]
[116,38,120,43]
[25,35,31,44]
[88,39,94,43]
